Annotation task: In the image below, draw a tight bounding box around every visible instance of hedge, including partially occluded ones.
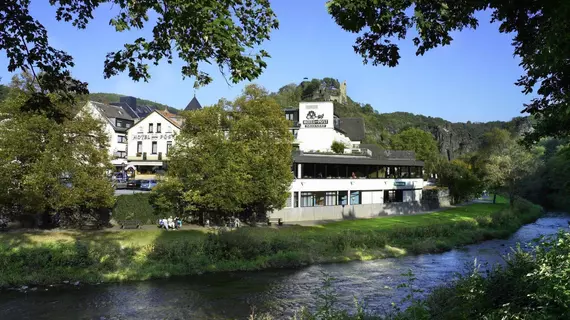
[113,193,156,224]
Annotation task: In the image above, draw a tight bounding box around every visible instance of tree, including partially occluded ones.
[0,0,278,114]
[391,127,440,175]
[0,75,115,227]
[436,159,482,205]
[327,0,570,141]
[485,143,537,208]
[331,141,346,154]
[153,84,292,224]
[272,83,302,109]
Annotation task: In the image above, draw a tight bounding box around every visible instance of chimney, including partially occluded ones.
[120,96,137,110]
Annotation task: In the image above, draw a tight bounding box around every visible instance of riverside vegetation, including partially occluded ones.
[0,197,542,287]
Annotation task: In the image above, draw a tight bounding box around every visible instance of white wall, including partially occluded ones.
[296,101,354,152]
[84,102,126,166]
[126,111,179,161]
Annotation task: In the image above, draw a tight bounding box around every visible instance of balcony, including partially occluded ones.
[127,152,168,161]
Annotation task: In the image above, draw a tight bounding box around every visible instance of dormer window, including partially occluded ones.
[148,123,153,133]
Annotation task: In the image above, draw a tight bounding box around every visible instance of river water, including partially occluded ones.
[1,214,568,320]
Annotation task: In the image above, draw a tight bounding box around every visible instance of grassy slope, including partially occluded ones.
[0,197,543,287]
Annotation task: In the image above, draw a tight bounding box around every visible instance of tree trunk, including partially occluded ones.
[493,193,497,204]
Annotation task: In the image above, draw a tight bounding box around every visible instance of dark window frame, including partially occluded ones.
[151,141,158,154]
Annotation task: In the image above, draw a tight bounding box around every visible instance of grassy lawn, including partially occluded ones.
[0,196,541,287]
[321,201,507,232]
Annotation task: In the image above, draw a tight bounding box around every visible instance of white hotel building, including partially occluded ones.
[270,101,425,221]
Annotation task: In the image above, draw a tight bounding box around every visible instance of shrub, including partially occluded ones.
[331,141,346,154]
[113,193,155,224]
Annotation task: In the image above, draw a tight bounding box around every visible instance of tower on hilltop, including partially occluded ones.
[330,80,347,104]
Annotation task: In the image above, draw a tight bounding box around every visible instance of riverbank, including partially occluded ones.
[0,197,543,288]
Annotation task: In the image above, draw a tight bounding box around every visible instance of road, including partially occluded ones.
[114,189,150,196]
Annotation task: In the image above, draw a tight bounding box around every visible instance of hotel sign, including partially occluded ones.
[131,133,174,141]
[302,110,328,128]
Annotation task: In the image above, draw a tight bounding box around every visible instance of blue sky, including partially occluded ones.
[0,1,531,122]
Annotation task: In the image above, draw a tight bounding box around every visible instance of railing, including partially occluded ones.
[127,153,169,161]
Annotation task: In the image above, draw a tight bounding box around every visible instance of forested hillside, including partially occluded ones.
[270,78,533,159]
[88,92,173,111]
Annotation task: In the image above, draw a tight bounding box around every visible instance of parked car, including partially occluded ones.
[140,179,158,191]
[126,179,142,190]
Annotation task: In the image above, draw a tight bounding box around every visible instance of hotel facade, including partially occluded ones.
[271,101,425,221]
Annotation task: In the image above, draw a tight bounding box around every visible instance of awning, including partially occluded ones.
[128,161,164,166]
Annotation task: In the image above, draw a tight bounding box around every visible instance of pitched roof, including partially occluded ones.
[91,101,133,121]
[184,96,202,111]
[337,118,365,141]
[157,110,183,128]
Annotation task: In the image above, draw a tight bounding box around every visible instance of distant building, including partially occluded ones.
[84,96,182,172]
[125,109,181,174]
[83,101,135,170]
[329,80,347,104]
[125,96,200,174]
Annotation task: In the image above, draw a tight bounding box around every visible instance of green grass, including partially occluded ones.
[0,196,542,287]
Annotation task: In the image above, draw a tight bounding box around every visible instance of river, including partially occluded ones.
[1,214,568,320]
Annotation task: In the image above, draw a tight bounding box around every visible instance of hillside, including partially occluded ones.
[88,92,180,114]
[270,78,533,159]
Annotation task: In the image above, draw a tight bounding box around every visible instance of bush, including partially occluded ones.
[331,141,346,154]
[113,193,155,224]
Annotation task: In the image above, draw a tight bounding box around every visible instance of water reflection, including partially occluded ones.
[1,214,568,320]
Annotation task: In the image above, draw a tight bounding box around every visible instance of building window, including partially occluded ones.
[338,191,348,205]
[166,141,172,154]
[167,125,172,133]
[115,151,126,158]
[350,191,361,205]
[301,192,314,207]
[384,190,404,203]
[137,141,142,154]
[117,135,126,143]
[325,191,337,206]
[286,113,293,121]
[294,192,299,208]
[125,122,131,128]
[148,123,153,133]
[157,123,162,133]
[151,141,157,154]
[410,167,422,178]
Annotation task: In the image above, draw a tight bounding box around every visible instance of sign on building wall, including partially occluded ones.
[394,181,407,187]
[131,133,174,141]
[299,102,333,129]
[302,110,328,128]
